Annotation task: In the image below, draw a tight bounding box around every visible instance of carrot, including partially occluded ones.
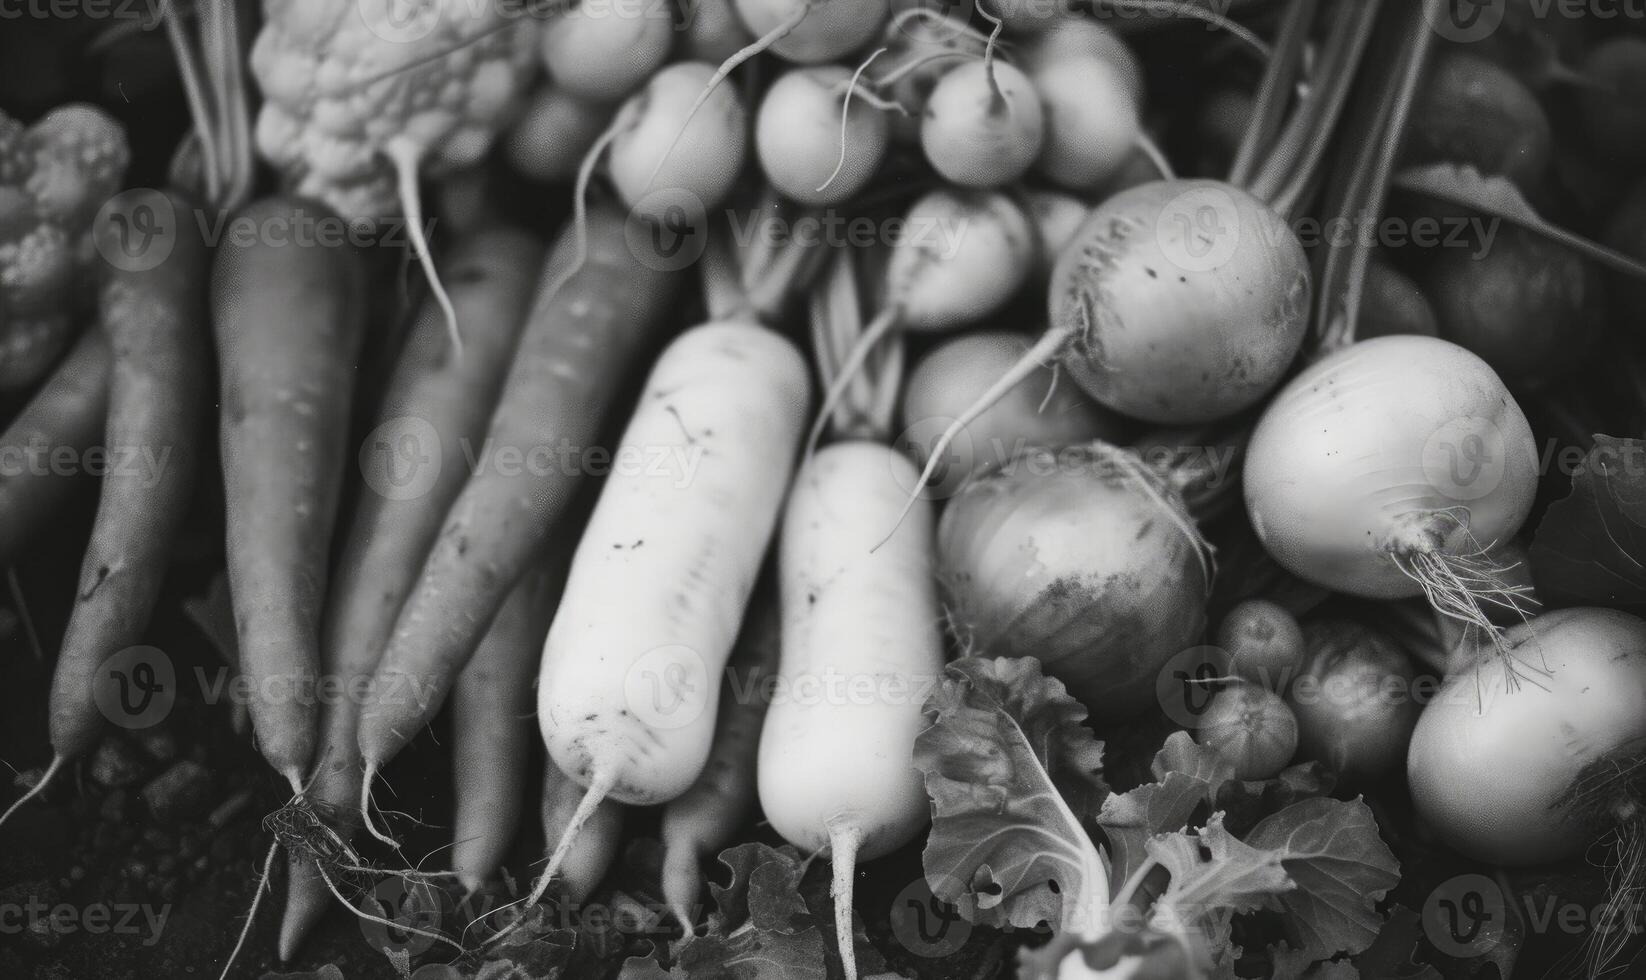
[537,762,625,906]
[0,329,111,568]
[660,589,779,929]
[211,195,367,790]
[277,226,544,956]
[357,201,683,836]
[451,558,567,893]
[3,188,209,829]
[524,322,810,912]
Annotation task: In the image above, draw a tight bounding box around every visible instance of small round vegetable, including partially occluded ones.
[1419,226,1603,388]
[1017,18,1144,190]
[1215,598,1305,691]
[866,10,986,145]
[1288,619,1421,783]
[1025,189,1089,277]
[1246,336,1539,625]
[608,61,749,220]
[884,187,1036,331]
[539,5,674,102]
[897,330,1127,488]
[755,65,889,206]
[734,0,890,64]
[1403,50,1551,188]
[1357,259,1438,339]
[504,85,614,182]
[679,0,754,64]
[921,60,1045,188]
[1196,684,1298,780]
[1047,179,1310,422]
[1578,36,1646,168]
[1409,608,1646,865]
[937,442,1212,719]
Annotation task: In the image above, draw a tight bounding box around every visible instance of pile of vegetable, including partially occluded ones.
[6,1,1646,979]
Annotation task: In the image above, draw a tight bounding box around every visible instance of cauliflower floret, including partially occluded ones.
[0,102,130,392]
[250,0,540,220]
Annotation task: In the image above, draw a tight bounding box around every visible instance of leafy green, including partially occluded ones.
[1245,798,1400,959]
[1350,906,1442,980]
[1530,435,1646,612]
[1097,732,1231,890]
[914,657,1110,934]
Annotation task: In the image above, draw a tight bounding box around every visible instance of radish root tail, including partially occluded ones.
[539,108,629,310]
[644,5,809,193]
[0,754,64,832]
[360,763,402,848]
[818,48,888,196]
[511,767,618,928]
[217,837,279,980]
[828,822,864,980]
[385,136,460,356]
[661,836,702,934]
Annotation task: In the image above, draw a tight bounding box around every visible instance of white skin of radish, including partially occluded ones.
[1021,37,1141,191]
[1026,189,1090,277]
[734,0,890,64]
[1244,335,1538,598]
[869,16,987,145]
[885,188,1035,331]
[538,323,811,805]
[898,330,1126,484]
[1047,179,1310,423]
[1408,608,1646,866]
[755,66,889,206]
[757,442,941,858]
[1019,18,1144,107]
[539,6,674,102]
[608,62,748,219]
[682,0,755,65]
[920,60,1045,188]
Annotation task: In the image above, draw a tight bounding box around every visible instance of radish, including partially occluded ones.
[866,9,987,144]
[1024,188,1089,277]
[1215,598,1305,691]
[810,188,1035,448]
[755,65,890,206]
[1017,17,1153,190]
[919,58,1045,187]
[504,85,614,183]
[896,330,1126,492]
[607,61,748,221]
[1287,619,1421,783]
[539,3,674,103]
[1408,608,1646,866]
[732,0,888,65]
[678,0,754,64]
[759,441,942,980]
[539,763,625,905]
[1195,683,1298,781]
[643,0,887,188]
[937,442,1212,719]
[1245,335,1540,640]
[527,323,810,906]
[906,178,1309,509]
